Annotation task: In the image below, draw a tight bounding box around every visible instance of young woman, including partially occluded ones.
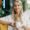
[0,0,24,30]
[13,0,24,30]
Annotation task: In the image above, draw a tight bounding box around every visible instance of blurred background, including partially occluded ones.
[0,0,30,17]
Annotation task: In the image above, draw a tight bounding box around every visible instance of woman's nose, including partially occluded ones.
[16,6,18,9]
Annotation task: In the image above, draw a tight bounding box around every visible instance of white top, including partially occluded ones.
[22,10,30,27]
[15,15,24,30]
[16,21,23,28]
[16,10,30,29]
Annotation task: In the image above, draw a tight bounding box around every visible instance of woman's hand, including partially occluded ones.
[8,20,15,27]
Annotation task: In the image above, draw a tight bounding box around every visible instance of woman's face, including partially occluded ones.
[14,2,22,14]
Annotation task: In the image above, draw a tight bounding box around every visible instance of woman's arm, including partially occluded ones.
[0,16,15,26]
[0,20,10,25]
[0,20,15,27]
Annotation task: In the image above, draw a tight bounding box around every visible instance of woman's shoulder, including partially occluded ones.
[22,10,30,22]
[22,10,30,17]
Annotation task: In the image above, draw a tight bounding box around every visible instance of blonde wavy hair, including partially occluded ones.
[12,0,23,21]
[14,0,23,21]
